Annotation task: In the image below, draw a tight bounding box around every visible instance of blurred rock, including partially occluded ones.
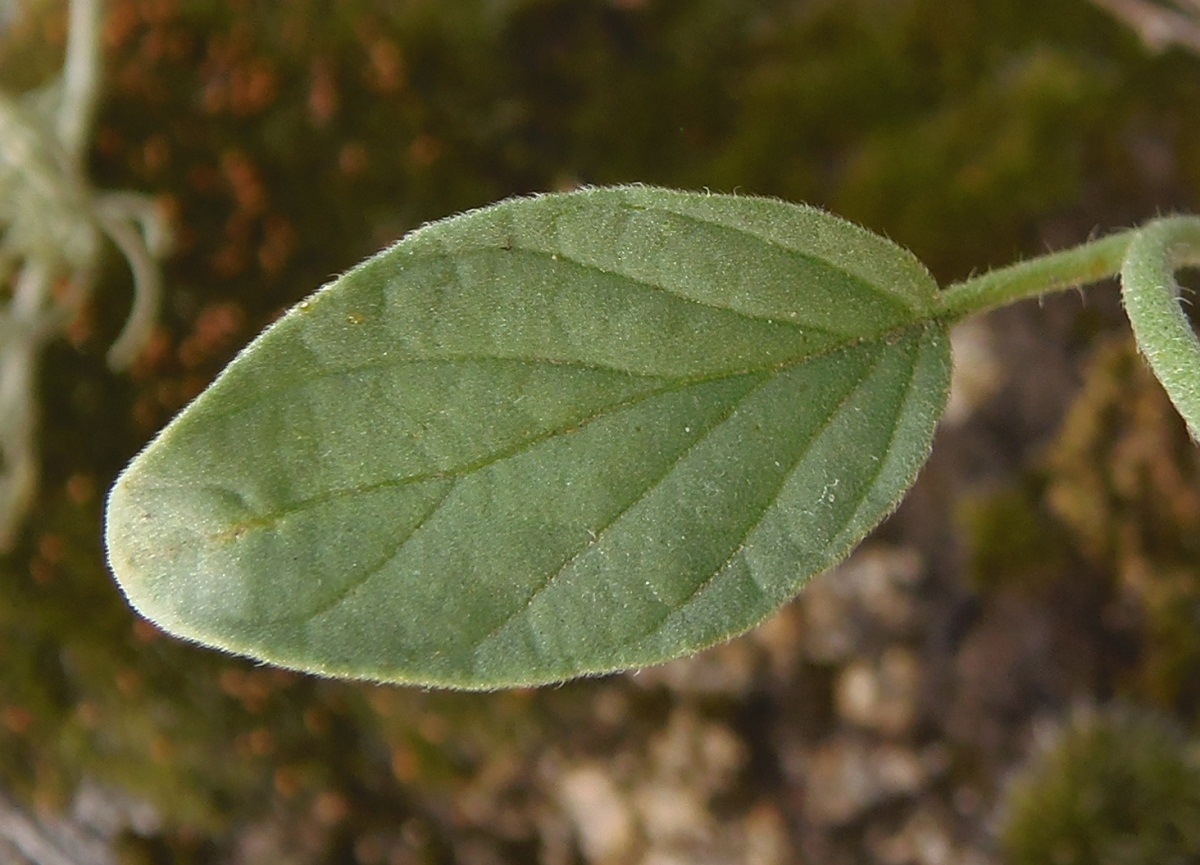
[556,765,637,864]
[944,320,1004,427]
[790,736,928,826]
[873,808,995,865]
[800,547,924,663]
[626,637,760,697]
[836,646,923,736]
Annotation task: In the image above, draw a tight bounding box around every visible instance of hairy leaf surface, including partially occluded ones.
[105,186,950,688]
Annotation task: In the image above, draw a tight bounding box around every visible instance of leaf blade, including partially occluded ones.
[105,186,950,688]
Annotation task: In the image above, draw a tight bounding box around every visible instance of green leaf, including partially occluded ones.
[105,186,950,689]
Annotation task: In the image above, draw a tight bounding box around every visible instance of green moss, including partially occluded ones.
[958,482,1074,593]
[1000,706,1200,865]
[1045,337,1200,713]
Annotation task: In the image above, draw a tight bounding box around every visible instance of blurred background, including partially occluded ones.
[2,0,1200,862]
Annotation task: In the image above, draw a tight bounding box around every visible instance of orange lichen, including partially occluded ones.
[64,473,96,506]
[258,215,298,276]
[409,133,442,167]
[307,57,339,126]
[364,38,405,94]
[220,150,267,216]
[338,141,369,177]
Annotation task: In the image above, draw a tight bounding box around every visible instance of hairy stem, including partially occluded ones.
[1121,216,1200,439]
[938,215,1200,441]
[937,228,1137,320]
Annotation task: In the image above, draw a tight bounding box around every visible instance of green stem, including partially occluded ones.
[938,215,1200,442]
[1121,216,1200,441]
[938,228,1138,321]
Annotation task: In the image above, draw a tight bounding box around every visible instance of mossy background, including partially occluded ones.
[1,0,1199,862]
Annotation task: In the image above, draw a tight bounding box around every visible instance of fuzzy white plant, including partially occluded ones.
[0,0,166,549]
[1088,0,1200,54]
